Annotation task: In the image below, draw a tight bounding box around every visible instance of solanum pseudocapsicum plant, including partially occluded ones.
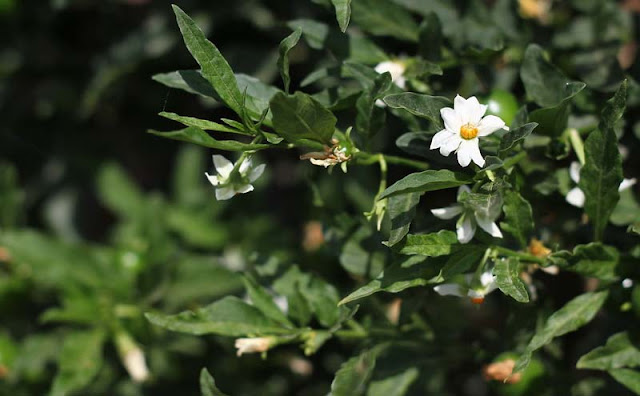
[145,2,640,395]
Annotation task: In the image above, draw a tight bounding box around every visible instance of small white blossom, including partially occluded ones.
[235,337,274,356]
[430,95,508,168]
[205,155,265,200]
[123,347,150,383]
[434,271,498,304]
[374,60,407,89]
[431,185,503,244]
[622,278,634,289]
[566,161,636,208]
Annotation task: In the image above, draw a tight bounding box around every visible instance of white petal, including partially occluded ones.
[480,271,496,288]
[456,139,477,167]
[457,185,471,199]
[205,172,219,186]
[248,164,266,182]
[619,178,637,191]
[457,215,476,243]
[394,76,407,89]
[430,129,456,150]
[569,161,581,184]
[465,96,487,124]
[461,139,485,167]
[439,134,462,156]
[440,107,461,132]
[235,184,254,194]
[215,186,235,200]
[434,283,465,297]
[375,98,386,108]
[566,187,585,208]
[431,205,463,220]
[239,158,252,175]
[476,216,503,238]
[477,115,506,136]
[453,95,468,116]
[467,289,485,299]
[212,155,234,179]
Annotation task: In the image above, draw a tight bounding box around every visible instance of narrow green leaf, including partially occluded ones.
[500,190,534,248]
[386,192,421,247]
[277,29,302,94]
[242,276,293,327]
[380,169,472,199]
[148,126,271,151]
[172,6,244,115]
[514,291,609,373]
[50,330,105,396]
[269,91,336,145]
[600,79,628,131]
[394,230,459,256]
[367,367,419,396]
[418,13,443,61]
[494,257,529,303]
[145,296,289,336]
[578,332,640,370]
[200,368,230,396]
[499,122,538,154]
[160,112,249,135]
[383,93,451,129]
[609,369,640,395]
[351,0,419,42]
[331,0,352,32]
[153,70,218,99]
[331,348,382,396]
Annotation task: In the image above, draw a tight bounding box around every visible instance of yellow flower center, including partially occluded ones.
[460,123,479,140]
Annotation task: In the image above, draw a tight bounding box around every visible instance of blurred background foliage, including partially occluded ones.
[0,0,640,395]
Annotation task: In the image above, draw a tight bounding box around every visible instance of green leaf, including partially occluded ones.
[418,13,443,61]
[547,243,619,281]
[331,347,382,396]
[269,91,337,146]
[50,330,105,396]
[514,291,609,373]
[498,122,538,154]
[340,225,386,278]
[367,367,419,396]
[172,6,244,116]
[200,368,230,396]
[600,79,628,131]
[153,70,218,99]
[609,369,640,395]
[382,93,451,128]
[148,126,271,151]
[145,296,289,336]
[494,257,529,303]
[160,112,249,135]
[277,29,302,94]
[386,192,420,247]
[500,190,534,248]
[96,162,144,218]
[393,230,459,256]
[351,0,419,41]
[242,276,293,328]
[331,0,352,32]
[577,332,640,370]
[356,72,392,138]
[380,169,472,199]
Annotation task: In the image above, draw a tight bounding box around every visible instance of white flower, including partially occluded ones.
[235,337,274,356]
[205,155,265,200]
[434,271,498,304]
[431,185,503,243]
[566,161,636,208]
[374,60,406,89]
[430,95,508,168]
[123,347,150,383]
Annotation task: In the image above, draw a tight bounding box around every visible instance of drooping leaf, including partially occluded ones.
[385,192,421,247]
[498,122,538,154]
[269,91,337,146]
[393,230,459,256]
[172,6,244,116]
[200,368,230,396]
[609,369,640,395]
[380,170,472,199]
[148,126,271,151]
[152,70,218,99]
[500,190,534,248]
[50,330,105,396]
[351,0,419,42]
[160,112,249,135]
[331,0,352,32]
[277,29,302,94]
[145,296,290,336]
[383,93,451,129]
[577,332,640,371]
[514,291,609,373]
[494,257,529,303]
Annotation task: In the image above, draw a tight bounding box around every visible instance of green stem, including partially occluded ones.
[354,151,429,170]
[334,327,397,339]
[567,128,586,165]
[232,135,264,173]
[493,246,545,264]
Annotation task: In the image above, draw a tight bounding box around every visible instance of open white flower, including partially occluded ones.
[434,271,498,304]
[430,95,508,168]
[205,155,265,201]
[374,59,407,89]
[566,161,636,208]
[235,337,275,356]
[431,185,503,243]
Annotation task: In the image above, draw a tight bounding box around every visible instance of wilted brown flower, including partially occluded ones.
[483,359,522,384]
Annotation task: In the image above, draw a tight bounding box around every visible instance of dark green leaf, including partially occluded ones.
[148,126,271,151]
[242,276,293,327]
[418,13,442,61]
[500,190,534,248]
[386,192,420,247]
[331,0,352,32]
[160,112,249,135]
[600,80,628,131]
[356,72,392,138]
[172,6,244,115]
[152,70,218,99]
[200,368,230,396]
[382,93,451,128]
[570,243,619,281]
[50,330,105,396]
[331,347,382,396]
[380,169,472,199]
[367,367,419,396]
[514,291,609,373]
[498,122,537,154]
[494,257,529,303]
[578,332,640,370]
[277,29,302,94]
[394,230,458,256]
[269,91,337,145]
[351,0,419,42]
